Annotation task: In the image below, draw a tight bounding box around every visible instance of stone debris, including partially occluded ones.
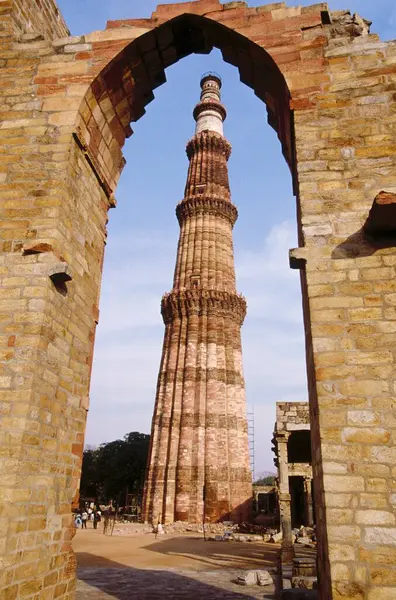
[233,533,263,543]
[292,577,317,590]
[294,527,316,546]
[257,571,273,586]
[112,524,153,536]
[296,537,315,547]
[236,570,273,587]
[269,532,283,543]
[237,571,257,586]
[238,522,275,535]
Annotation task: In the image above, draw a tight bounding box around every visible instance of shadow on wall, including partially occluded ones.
[76,553,276,599]
[332,227,396,259]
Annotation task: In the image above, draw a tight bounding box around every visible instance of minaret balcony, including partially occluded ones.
[186,131,232,160]
[161,289,247,325]
[176,196,238,226]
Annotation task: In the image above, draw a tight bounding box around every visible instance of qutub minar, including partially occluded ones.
[143,74,252,525]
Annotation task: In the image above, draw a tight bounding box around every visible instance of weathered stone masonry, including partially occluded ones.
[1,1,396,599]
[143,74,252,525]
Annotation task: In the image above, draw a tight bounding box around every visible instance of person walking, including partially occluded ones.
[75,513,82,529]
[93,510,101,530]
[81,510,88,529]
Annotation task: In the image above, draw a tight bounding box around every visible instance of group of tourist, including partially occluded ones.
[74,504,102,529]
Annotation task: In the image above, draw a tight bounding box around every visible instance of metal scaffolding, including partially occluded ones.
[247,405,255,483]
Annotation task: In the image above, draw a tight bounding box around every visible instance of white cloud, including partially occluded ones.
[87,220,307,471]
[236,221,303,324]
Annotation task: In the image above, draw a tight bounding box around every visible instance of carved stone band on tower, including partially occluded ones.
[143,74,252,525]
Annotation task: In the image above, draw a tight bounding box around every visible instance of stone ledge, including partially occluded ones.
[289,248,308,270]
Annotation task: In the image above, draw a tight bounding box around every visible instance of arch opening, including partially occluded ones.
[77,16,303,528]
[85,46,303,521]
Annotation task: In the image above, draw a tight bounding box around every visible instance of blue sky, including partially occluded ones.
[57,0,395,474]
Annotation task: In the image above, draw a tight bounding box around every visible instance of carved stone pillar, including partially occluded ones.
[304,476,314,527]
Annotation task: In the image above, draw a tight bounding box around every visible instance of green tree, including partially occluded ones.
[79,447,100,499]
[253,475,276,486]
[79,432,150,505]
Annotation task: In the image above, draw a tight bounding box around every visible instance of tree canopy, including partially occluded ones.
[79,431,150,505]
[253,475,276,487]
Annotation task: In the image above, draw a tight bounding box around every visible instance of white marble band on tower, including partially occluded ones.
[194,73,226,136]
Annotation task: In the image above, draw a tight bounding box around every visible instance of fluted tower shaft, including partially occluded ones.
[143,75,252,524]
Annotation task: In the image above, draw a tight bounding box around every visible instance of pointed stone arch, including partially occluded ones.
[74,11,296,206]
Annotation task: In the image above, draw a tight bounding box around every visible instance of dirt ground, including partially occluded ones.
[74,526,278,571]
[74,524,279,599]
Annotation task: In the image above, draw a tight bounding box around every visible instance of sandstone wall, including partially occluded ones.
[276,401,310,431]
[5,0,69,40]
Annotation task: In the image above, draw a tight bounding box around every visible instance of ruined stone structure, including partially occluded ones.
[143,74,252,525]
[1,0,396,598]
[252,484,277,526]
[273,402,314,549]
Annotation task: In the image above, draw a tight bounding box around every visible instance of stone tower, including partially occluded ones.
[143,74,252,525]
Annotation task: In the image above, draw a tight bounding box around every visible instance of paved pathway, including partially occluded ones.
[77,567,276,599]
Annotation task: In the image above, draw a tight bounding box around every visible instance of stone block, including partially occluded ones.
[293,559,316,578]
[342,428,391,445]
[52,35,83,48]
[365,528,396,545]
[356,510,395,525]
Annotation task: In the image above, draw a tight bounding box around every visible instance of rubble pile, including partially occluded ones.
[160,521,287,542]
[160,521,235,535]
[110,521,314,546]
[112,524,153,536]
[238,522,271,535]
[293,526,316,547]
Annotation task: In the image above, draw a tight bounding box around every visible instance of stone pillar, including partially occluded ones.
[304,476,314,527]
[276,433,293,560]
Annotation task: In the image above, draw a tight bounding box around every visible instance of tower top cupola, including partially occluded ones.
[193,72,227,136]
